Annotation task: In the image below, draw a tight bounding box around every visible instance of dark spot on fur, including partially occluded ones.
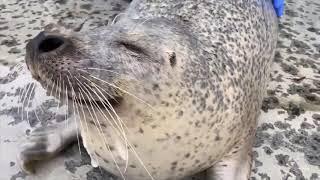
[287,102,305,117]
[263,146,274,155]
[281,62,299,75]
[275,154,290,166]
[170,161,178,170]
[152,84,159,90]
[103,158,109,164]
[178,167,184,172]
[168,52,176,67]
[214,135,221,141]
[300,122,315,129]
[80,4,92,11]
[139,128,144,134]
[176,136,181,140]
[86,167,116,180]
[274,121,291,129]
[109,146,115,151]
[261,96,279,112]
[55,0,68,5]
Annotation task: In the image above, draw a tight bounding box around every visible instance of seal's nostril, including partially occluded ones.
[38,37,64,53]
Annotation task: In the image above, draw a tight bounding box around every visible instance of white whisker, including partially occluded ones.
[84,75,154,110]
[79,77,154,179]
[26,83,35,126]
[66,75,82,156]
[74,79,127,180]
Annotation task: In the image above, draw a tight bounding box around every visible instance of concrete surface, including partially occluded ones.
[0,0,319,179]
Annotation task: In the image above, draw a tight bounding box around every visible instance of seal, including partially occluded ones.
[20,0,278,179]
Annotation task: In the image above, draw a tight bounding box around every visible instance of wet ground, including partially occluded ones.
[0,0,319,179]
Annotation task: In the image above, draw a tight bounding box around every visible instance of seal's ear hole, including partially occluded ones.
[168,52,176,67]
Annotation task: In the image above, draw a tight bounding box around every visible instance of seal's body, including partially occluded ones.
[21,0,278,179]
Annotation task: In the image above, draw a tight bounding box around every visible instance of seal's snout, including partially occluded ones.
[25,31,71,81]
[29,31,65,54]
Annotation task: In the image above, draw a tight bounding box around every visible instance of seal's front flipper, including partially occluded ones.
[206,139,253,180]
[18,120,78,174]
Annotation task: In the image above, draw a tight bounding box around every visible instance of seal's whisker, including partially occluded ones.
[20,83,32,114]
[21,85,30,124]
[36,96,45,114]
[74,93,94,161]
[66,75,82,156]
[9,63,24,74]
[44,74,54,92]
[18,84,28,114]
[129,18,152,34]
[111,13,126,25]
[80,74,118,103]
[89,83,130,172]
[54,77,60,101]
[74,76,126,147]
[37,74,55,113]
[78,89,101,169]
[22,83,34,125]
[73,71,125,175]
[55,74,62,117]
[85,81,154,179]
[64,81,69,130]
[34,104,41,124]
[49,79,56,98]
[85,75,154,110]
[79,77,129,145]
[81,80,130,172]
[73,75,114,135]
[26,83,35,126]
[77,87,91,133]
[80,74,147,172]
[75,76,129,167]
[77,69,119,102]
[79,76,126,134]
[32,86,43,123]
[75,81,127,179]
[74,98,85,156]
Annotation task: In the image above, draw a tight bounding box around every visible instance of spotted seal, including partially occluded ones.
[19,0,278,179]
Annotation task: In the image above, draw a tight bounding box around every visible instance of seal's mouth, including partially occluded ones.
[74,95,122,110]
[41,74,123,111]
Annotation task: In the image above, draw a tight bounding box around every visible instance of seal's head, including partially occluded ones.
[25,18,192,109]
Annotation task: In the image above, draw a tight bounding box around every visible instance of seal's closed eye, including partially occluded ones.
[118,41,148,55]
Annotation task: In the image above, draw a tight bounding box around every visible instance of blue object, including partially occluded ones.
[273,0,285,17]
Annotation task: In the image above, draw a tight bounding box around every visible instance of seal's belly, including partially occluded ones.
[79,102,252,180]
